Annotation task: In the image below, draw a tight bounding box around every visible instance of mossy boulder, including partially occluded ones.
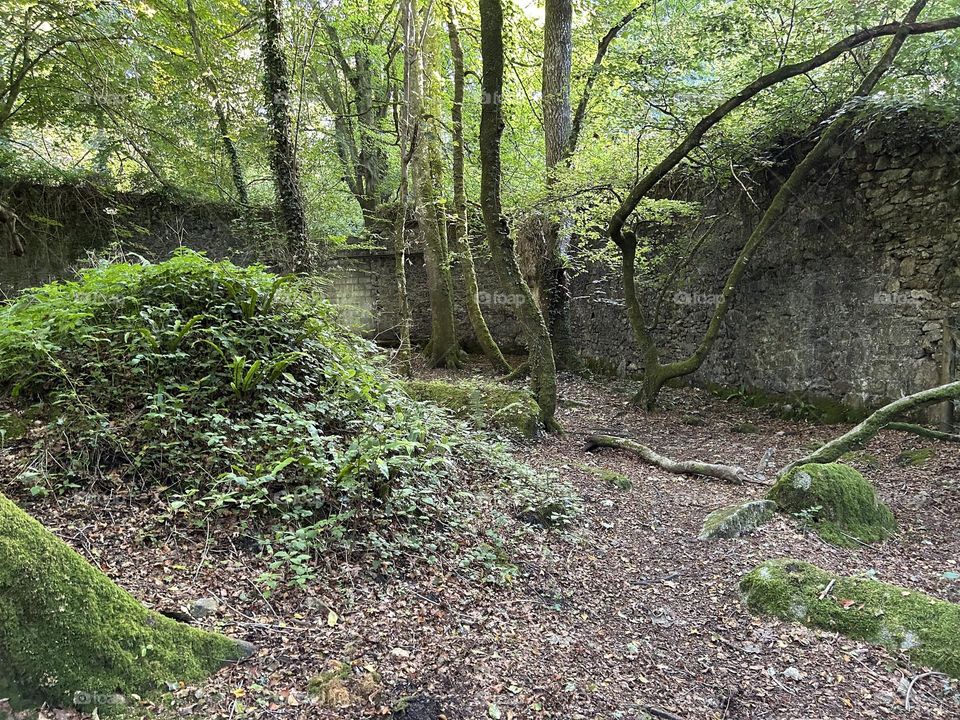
[768,463,895,546]
[699,500,777,540]
[741,559,960,678]
[404,379,542,437]
[0,493,249,711]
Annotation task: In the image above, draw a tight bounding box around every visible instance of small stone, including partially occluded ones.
[189,597,220,618]
[783,666,802,681]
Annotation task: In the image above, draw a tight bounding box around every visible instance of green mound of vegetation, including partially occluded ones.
[0,493,249,711]
[403,379,542,437]
[741,559,960,678]
[769,463,895,546]
[0,252,574,587]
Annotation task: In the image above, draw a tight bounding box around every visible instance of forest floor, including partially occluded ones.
[3,366,960,720]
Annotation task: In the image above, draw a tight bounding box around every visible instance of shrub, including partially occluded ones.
[0,252,574,587]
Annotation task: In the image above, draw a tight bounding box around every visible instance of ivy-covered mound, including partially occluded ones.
[742,559,960,678]
[0,252,574,586]
[768,463,895,546]
[0,493,250,710]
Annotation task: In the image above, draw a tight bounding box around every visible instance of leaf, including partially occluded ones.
[487,703,502,719]
[326,609,339,627]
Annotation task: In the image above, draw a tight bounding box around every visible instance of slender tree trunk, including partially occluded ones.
[261,0,312,271]
[445,1,511,374]
[408,2,461,367]
[186,0,248,205]
[630,0,930,409]
[479,0,558,428]
[540,0,578,370]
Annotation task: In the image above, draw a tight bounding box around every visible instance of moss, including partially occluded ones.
[705,383,867,425]
[404,379,542,437]
[839,450,881,470]
[699,500,776,540]
[897,447,935,467]
[579,464,633,491]
[731,421,760,434]
[308,661,353,707]
[768,463,896,546]
[741,559,960,678]
[0,412,28,444]
[0,493,246,711]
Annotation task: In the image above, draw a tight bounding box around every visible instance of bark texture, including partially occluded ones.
[261,0,312,271]
[479,0,558,426]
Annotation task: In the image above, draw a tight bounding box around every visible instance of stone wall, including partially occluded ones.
[337,112,960,413]
[1,183,262,296]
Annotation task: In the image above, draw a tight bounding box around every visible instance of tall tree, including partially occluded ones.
[539,0,577,369]
[261,0,312,270]
[479,0,558,427]
[445,0,511,374]
[407,0,461,368]
[185,0,249,205]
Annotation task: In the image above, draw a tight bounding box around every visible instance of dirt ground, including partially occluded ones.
[3,371,960,720]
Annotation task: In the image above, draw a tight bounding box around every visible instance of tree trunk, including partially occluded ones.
[539,0,578,370]
[261,0,312,271]
[479,0,558,428]
[0,493,250,710]
[784,380,960,472]
[445,1,511,374]
[186,0,249,205]
[408,2,461,367]
[630,0,930,409]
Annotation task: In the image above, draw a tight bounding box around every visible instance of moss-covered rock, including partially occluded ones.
[730,421,761,434]
[404,379,542,437]
[897,447,935,467]
[768,463,895,546]
[741,559,960,678]
[699,500,776,540]
[0,493,248,711]
[580,464,633,491]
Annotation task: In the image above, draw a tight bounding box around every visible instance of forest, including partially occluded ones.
[2,0,960,717]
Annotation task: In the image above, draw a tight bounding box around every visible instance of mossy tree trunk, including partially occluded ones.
[445,1,511,375]
[785,380,960,472]
[0,493,249,710]
[408,0,461,368]
[479,0,558,428]
[261,0,312,271]
[606,3,957,408]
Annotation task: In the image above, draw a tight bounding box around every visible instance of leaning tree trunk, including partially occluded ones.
[630,0,930,409]
[186,0,248,205]
[0,202,23,256]
[261,0,312,271]
[0,493,250,710]
[445,1,511,374]
[784,380,960,472]
[408,1,461,368]
[539,0,578,370]
[479,0,558,428]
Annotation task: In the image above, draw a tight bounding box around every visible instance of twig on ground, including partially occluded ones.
[818,579,836,600]
[646,706,685,720]
[904,671,949,711]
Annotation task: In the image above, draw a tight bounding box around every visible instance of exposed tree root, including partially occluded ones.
[784,380,960,473]
[584,434,755,485]
[504,360,530,381]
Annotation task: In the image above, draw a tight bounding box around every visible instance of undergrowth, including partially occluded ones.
[0,251,576,589]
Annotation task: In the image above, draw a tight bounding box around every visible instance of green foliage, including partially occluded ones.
[741,559,960,678]
[0,493,245,711]
[0,252,575,587]
[769,463,896,546]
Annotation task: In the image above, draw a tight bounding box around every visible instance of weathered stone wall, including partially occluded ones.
[0,183,262,296]
[341,112,960,411]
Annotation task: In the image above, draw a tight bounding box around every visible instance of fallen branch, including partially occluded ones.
[783,380,960,472]
[885,422,960,443]
[585,434,754,484]
[646,707,685,720]
[904,671,949,711]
